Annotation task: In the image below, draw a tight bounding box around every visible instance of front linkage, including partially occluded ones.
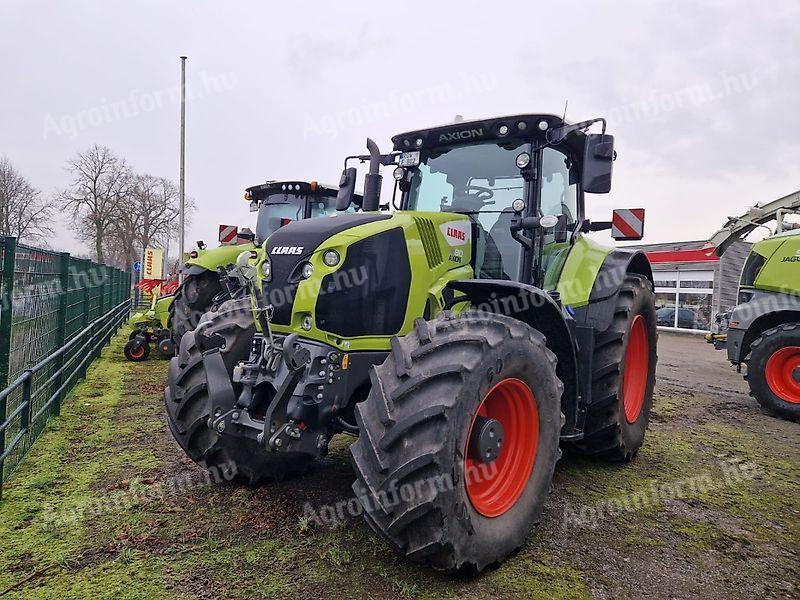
[196,303,381,460]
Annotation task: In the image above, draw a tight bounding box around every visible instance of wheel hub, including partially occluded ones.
[468,416,504,464]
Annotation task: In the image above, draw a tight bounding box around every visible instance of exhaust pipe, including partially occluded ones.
[362,138,383,212]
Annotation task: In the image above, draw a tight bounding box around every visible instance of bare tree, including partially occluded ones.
[61,145,130,263]
[0,157,53,242]
[106,174,182,270]
[137,176,180,250]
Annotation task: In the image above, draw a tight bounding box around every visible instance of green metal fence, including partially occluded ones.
[0,237,133,497]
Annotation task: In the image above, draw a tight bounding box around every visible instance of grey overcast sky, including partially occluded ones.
[1,0,798,257]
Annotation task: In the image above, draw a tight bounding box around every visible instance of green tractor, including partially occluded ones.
[716,229,800,420]
[125,294,175,361]
[165,114,657,572]
[169,180,345,346]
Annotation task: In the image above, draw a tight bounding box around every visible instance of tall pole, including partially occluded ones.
[178,55,187,284]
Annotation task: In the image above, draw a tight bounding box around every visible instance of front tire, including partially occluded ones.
[350,311,563,573]
[169,270,222,347]
[164,298,310,483]
[745,323,800,421]
[124,338,150,361]
[569,274,658,461]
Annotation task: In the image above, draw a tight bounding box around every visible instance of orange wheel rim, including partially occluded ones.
[465,378,538,518]
[623,315,649,423]
[129,345,145,359]
[765,346,800,404]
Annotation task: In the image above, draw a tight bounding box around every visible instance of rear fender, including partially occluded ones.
[446,279,579,434]
[572,249,653,332]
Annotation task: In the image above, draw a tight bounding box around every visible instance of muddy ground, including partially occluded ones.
[0,330,797,599]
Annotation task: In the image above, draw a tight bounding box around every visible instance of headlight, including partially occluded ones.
[512,199,526,213]
[261,257,271,279]
[516,152,531,169]
[301,262,314,279]
[301,314,313,330]
[323,250,340,267]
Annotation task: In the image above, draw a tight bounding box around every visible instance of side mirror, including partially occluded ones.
[611,208,645,241]
[582,133,615,194]
[336,167,357,211]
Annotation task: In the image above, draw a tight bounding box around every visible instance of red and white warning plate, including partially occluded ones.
[612,209,645,241]
[219,224,238,244]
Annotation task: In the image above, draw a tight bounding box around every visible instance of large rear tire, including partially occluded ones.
[170,270,222,347]
[568,274,658,461]
[164,298,310,484]
[350,311,563,573]
[745,323,800,421]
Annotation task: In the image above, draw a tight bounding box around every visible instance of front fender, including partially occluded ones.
[446,279,579,433]
[186,243,257,273]
[728,290,800,363]
[153,295,174,329]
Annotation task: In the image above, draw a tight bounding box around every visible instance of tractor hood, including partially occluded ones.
[259,211,473,346]
[264,213,391,261]
[262,212,392,326]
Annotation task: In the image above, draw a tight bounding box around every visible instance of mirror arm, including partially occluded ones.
[547,117,606,144]
[510,214,541,250]
[582,220,612,233]
[511,228,534,251]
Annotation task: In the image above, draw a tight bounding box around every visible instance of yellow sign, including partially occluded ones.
[143,247,163,279]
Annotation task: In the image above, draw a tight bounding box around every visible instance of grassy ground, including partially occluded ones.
[0,330,797,599]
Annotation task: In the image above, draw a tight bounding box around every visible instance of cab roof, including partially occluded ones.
[391,113,583,152]
[245,180,339,199]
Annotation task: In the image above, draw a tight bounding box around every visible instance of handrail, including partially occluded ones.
[0,299,131,496]
[0,300,130,406]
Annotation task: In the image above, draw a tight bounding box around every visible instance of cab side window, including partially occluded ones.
[540,148,578,224]
[539,147,578,289]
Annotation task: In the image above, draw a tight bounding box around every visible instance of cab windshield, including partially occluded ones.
[255,192,338,243]
[405,140,529,280]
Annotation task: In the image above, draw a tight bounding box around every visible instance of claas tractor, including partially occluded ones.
[125,294,175,361]
[169,180,346,346]
[165,113,657,573]
[714,229,800,421]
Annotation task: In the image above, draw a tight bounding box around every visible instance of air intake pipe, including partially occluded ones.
[362,138,383,212]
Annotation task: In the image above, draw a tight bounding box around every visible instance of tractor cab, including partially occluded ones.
[386,114,641,288]
[245,180,361,245]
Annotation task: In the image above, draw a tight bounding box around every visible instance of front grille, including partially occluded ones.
[316,228,411,337]
[414,217,444,268]
[263,255,302,325]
